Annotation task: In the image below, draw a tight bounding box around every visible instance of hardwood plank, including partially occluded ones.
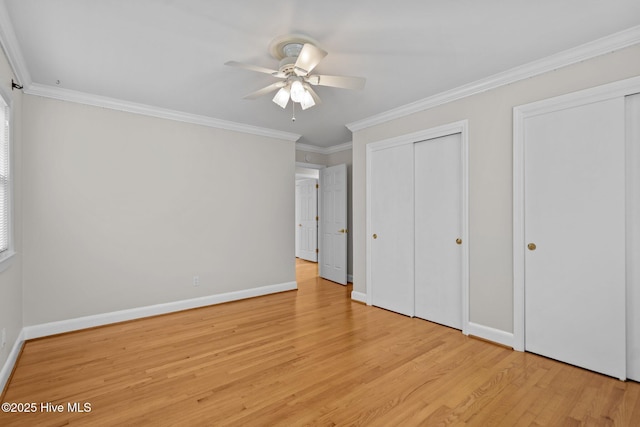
[1,258,639,426]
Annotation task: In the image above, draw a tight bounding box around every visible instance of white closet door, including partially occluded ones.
[627,92,640,382]
[370,144,414,316]
[414,133,462,329]
[524,97,626,379]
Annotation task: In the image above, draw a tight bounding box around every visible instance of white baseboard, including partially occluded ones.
[351,291,367,304]
[2,281,297,393]
[466,322,515,348]
[0,329,25,395]
[22,281,297,340]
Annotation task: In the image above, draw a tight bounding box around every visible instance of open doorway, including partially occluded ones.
[296,161,349,285]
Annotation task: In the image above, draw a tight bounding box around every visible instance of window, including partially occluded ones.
[0,90,12,264]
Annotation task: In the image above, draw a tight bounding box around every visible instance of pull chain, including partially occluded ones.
[291,102,296,122]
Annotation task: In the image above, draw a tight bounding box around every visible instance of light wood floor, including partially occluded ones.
[1,259,639,426]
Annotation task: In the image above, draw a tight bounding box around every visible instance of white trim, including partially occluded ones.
[295,161,326,170]
[295,173,319,180]
[22,281,297,340]
[0,1,32,88]
[512,75,640,352]
[2,281,296,392]
[467,322,515,349]
[0,85,15,274]
[296,141,352,155]
[325,141,352,154]
[0,5,302,143]
[25,83,301,142]
[459,122,470,336]
[366,120,470,332]
[351,291,366,303]
[347,25,640,132]
[0,329,25,394]
[296,143,330,154]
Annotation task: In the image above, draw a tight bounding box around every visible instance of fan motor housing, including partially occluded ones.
[278,56,297,75]
[269,33,320,59]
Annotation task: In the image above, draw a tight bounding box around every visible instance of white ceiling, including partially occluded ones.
[3,0,640,148]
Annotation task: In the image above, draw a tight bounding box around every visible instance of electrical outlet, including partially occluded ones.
[193,276,200,287]
[1,328,5,348]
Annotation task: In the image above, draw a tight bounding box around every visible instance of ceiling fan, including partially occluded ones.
[225,34,365,115]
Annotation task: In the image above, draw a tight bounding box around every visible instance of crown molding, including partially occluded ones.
[325,141,352,154]
[25,83,301,142]
[296,141,352,155]
[347,25,640,132]
[0,1,299,141]
[0,0,32,87]
[0,4,300,142]
[295,143,327,154]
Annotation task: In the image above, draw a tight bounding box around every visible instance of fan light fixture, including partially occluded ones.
[289,79,305,103]
[273,79,316,110]
[300,90,316,110]
[272,87,290,108]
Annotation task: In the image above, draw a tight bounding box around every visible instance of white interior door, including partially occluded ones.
[369,144,414,316]
[297,178,318,262]
[295,182,301,258]
[524,97,626,380]
[319,164,347,284]
[627,92,640,382]
[414,134,462,329]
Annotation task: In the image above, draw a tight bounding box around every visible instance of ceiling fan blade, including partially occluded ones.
[307,74,366,90]
[244,82,286,99]
[225,61,285,78]
[294,44,327,75]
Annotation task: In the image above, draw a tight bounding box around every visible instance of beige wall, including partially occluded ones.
[22,96,296,325]
[0,46,23,375]
[295,149,328,165]
[353,45,640,333]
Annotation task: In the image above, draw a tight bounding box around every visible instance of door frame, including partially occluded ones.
[366,119,470,334]
[512,75,640,352]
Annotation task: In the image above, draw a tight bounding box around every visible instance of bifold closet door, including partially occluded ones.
[370,144,414,316]
[414,134,462,329]
[524,97,626,380]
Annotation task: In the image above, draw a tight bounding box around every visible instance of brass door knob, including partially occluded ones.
[528,243,537,251]
[298,224,302,227]
[339,229,346,234]
[372,234,378,239]
[456,238,462,245]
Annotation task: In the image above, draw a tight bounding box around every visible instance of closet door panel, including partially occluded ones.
[524,97,626,379]
[414,134,462,329]
[370,144,414,316]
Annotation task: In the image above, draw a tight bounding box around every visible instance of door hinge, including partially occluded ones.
[316,184,319,189]
[316,216,319,221]
[316,248,319,254]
